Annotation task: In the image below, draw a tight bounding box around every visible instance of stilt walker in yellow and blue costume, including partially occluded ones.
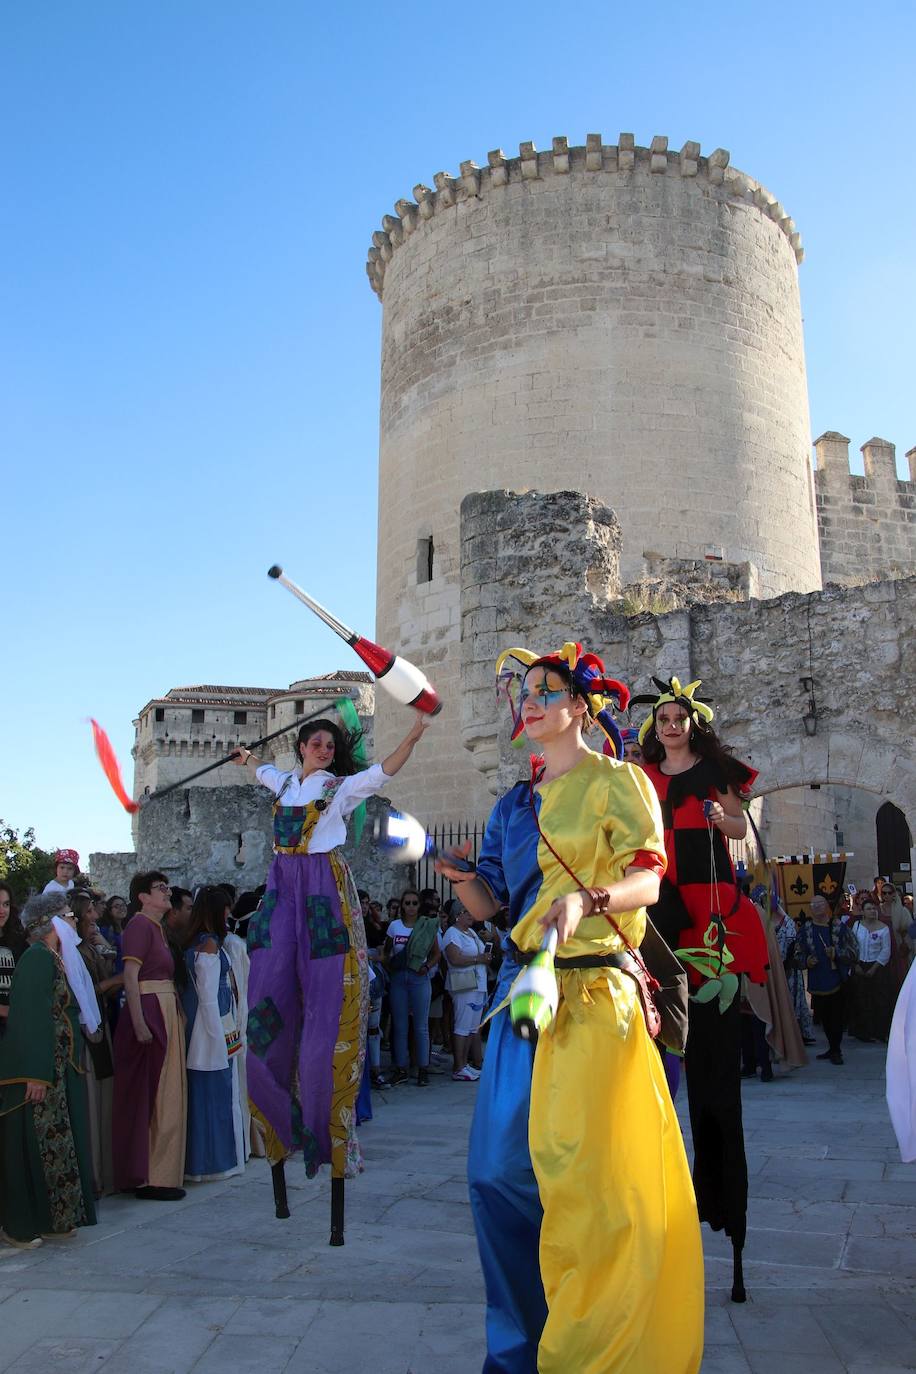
[436,644,704,1374]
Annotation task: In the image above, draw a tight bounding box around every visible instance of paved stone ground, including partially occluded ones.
[1,1033,913,1373]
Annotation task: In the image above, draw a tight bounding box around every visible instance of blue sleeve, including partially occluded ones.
[474,793,510,906]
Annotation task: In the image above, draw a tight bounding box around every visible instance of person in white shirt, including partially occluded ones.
[442,900,492,1081]
[848,897,894,1043]
[42,849,79,894]
[231,709,430,1181]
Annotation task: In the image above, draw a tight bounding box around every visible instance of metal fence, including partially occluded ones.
[413,819,763,903]
[416,820,487,899]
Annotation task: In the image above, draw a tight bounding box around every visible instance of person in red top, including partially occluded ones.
[634,676,769,1305]
[635,680,769,986]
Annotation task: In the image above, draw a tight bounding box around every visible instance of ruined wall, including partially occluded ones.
[370,132,820,827]
[92,790,397,902]
[460,490,916,837]
[814,432,916,586]
[94,680,395,901]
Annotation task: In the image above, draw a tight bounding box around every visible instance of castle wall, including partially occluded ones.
[459,490,916,841]
[758,786,880,890]
[370,135,821,825]
[814,433,916,585]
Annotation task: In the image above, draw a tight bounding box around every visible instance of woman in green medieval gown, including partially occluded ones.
[0,892,96,1248]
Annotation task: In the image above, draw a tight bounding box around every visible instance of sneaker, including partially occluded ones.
[426,1062,446,1075]
[389,1068,409,1086]
[829,1051,844,1065]
[464,1066,481,1080]
[815,1050,832,1060]
[452,1068,478,1082]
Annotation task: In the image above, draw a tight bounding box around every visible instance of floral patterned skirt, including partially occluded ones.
[1,1060,95,1242]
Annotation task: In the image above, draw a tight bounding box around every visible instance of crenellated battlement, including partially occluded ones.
[365,133,803,298]
[813,432,916,586]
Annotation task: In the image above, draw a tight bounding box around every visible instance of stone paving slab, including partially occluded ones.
[1,1032,914,1371]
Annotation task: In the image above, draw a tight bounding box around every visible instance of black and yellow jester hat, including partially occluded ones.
[495,641,631,758]
[631,675,715,746]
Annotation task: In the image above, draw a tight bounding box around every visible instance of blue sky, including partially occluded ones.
[3,1,914,863]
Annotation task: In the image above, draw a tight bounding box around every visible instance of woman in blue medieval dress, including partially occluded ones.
[181,886,246,1182]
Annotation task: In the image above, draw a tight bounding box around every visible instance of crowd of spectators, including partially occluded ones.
[1,839,911,1250]
[0,848,507,1250]
[747,879,914,1074]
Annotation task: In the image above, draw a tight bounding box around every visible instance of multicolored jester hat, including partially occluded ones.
[495,642,631,759]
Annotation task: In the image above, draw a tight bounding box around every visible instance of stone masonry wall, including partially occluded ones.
[814,432,916,585]
[459,490,916,835]
[759,786,880,890]
[91,791,396,902]
[371,134,821,824]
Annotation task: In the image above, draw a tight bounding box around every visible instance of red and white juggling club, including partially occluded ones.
[267,566,443,715]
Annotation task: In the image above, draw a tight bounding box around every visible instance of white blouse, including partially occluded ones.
[254,762,391,853]
[854,922,891,966]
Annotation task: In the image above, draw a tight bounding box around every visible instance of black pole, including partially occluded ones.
[139,695,358,805]
[731,1239,746,1303]
[329,1176,345,1245]
[271,1160,290,1219]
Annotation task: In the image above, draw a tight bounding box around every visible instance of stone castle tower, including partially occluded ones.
[367,133,821,822]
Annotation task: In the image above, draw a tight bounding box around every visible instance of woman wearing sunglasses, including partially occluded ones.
[384,888,441,1086]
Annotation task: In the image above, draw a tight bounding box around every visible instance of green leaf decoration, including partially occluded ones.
[692,979,722,1004]
[717,972,740,1012]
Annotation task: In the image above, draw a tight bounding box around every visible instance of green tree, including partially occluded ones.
[0,821,55,905]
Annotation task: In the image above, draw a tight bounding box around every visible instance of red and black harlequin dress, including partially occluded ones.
[641,755,769,1251]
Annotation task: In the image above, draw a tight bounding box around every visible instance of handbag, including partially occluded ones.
[448,929,483,993]
[638,916,689,1055]
[448,966,480,994]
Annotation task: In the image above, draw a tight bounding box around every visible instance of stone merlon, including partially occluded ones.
[364,133,804,299]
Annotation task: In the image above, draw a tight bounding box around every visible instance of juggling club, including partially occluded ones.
[268,566,442,715]
[373,808,475,872]
[509,928,559,1043]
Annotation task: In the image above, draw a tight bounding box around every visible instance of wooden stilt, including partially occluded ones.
[271,1160,290,1219]
[329,1175,345,1246]
[730,1238,746,1303]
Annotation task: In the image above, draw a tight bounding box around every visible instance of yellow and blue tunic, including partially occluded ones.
[470,750,704,1374]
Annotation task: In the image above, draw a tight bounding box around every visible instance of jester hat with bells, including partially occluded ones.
[495,642,631,759]
[631,676,715,747]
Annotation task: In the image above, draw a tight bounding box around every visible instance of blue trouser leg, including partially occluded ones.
[389,971,409,1068]
[468,1003,546,1374]
[407,969,431,1068]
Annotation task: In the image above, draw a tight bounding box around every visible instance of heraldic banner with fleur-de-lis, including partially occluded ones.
[775,860,847,923]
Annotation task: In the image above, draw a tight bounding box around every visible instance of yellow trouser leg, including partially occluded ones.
[529,986,704,1374]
